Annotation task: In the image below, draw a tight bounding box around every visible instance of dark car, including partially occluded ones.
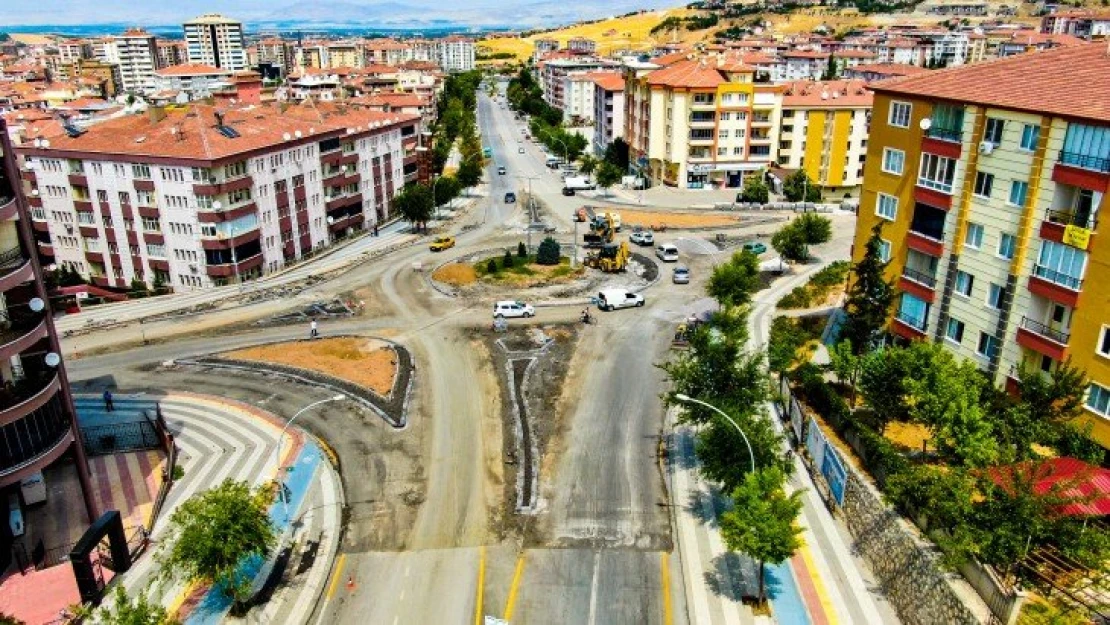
[505,192,517,203]
[562,187,575,196]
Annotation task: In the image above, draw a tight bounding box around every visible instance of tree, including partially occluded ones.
[794,213,832,247]
[827,340,861,404]
[695,403,792,492]
[434,176,462,208]
[130,277,149,298]
[578,155,598,176]
[456,158,483,190]
[503,249,515,268]
[821,53,840,80]
[768,317,807,375]
[719,467,803,604]
[157,479,276,607]
[486,258,499,274]
[782,170,822,203]
[858,342,930,433]
[707,250,761,308]
[517,241,527,259]
[536,237,561,265]
[739,175,769,204]
[603,137,630,170]
[771,223,808,262]
[841,223,894,355]
[595,162,623,196]
[97,585,180,625]
[662,324,768,430]
[393,183,434,232]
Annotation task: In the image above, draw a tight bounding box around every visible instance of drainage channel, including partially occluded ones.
[509,357,538,512]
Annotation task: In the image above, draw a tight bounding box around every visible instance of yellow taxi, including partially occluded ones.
[429,236,456,252]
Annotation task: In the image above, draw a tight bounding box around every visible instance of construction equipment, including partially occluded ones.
[583,213,616,248]
[585,241,629,273]
[671,315,703,349]
[573,205,597,223]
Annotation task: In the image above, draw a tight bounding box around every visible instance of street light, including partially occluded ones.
[274,394,346,520]
[674,393,756,475]
[515,174,541,253]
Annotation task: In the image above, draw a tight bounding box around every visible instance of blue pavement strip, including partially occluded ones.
[766,560,812,625]
[185,440,323,625]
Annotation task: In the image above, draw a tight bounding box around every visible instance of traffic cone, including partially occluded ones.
[346,576,355,591]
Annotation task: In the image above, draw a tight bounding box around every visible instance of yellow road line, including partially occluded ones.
[167,581,197,617]
[799,542,839,624]
[474,546,487,625]
[503,552,527,621]
[661,552,674,625]
[326,553,347,600]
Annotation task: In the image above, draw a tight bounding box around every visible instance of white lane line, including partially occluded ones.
[587,551,601,625]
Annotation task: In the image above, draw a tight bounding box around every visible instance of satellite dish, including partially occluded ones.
[29,297,45,312]
[45,352,61,367]
[919,118,932,130]
[294,130,302,138]
[170,127,178,134]
[30,189,39,197]
[327,216,335,224]
[283,132,292,141]
[41,140,50,148]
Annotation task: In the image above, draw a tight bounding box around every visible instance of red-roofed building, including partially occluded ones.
[151,64,233,101]
[1041,9,1110,39]
[777,80,873,197]
[997,32,1088,57]
[591,73,626,155]
[987,457,1110,517]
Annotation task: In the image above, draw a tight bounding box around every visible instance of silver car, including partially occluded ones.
[672,266,690,284]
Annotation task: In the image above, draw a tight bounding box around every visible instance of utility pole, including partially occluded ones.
[572,218,578,267]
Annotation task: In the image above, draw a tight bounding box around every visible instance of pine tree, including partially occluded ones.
[841,223,894,354]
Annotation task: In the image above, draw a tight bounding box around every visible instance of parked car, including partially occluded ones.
[742,241,767,255]
[630,230,654,246]
[655,243,679,262]
[672,266,691,284]
[596,288,644,311]
[429,236,455,252]
[504,192,517,203]
[497,166,506,175]
[562,187,575,196]
[493,300,535,318]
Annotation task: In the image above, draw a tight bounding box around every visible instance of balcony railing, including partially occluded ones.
[1019,316,1070,345]
[895,310,927,332]
[1032,264,1083,291]
[1045,208,1097,230]
[1059,151,1110,173]
[901,266,937,288]
[0,246,25,274]
[908,226,945,244]
[926,126,962,143]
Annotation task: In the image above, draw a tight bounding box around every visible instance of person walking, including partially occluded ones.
[103,389,114,412]
[373,224,379,237]
[310,319,319,339]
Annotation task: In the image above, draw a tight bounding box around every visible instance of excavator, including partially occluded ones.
[583,213,616,248]
[584,241,629,273]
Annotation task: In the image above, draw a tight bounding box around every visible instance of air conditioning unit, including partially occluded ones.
[978,141,995,155]
[189,263,198,273]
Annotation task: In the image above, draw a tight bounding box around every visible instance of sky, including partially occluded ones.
[1,0,677,29]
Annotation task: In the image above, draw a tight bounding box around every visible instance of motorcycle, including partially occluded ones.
[580,310,593,325]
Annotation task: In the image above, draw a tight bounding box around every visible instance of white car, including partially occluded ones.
[494,300,535,318]
[655,243,679,262]
[596,288,644,311]
[630,230,654,246]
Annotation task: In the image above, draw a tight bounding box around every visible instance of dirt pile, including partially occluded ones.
[225,337,398,395]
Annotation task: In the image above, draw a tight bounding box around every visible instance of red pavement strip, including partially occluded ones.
[790,552,831,625]
[0,555,115,625]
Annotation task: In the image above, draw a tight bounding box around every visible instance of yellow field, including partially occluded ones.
[478,9,692,63]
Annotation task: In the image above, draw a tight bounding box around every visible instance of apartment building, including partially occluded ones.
[327,41,363,69]
[18,103,418,291]
[592,73,625,156]
[0,119,96,522]
[254,38,295,76]
[539,56,619,112]
[1041,9,1110,39]
[151,64,233,101]
[567,37,597,55]
[851,44,1110,448]
[776,79,872,199]
[107,29,160,94]
[157,40,185,69]
[183,13,246,72]
[625,55,783,189]
[533,38,560,64]
[437,37,475,72]
[563,72,602,124]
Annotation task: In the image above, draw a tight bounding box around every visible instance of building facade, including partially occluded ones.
[851,44,1110,448]
[107,29,160,94]
[592,73,626,156]
[183,13,246,72]
[0,120,96,521]
[19,103,418,291]
[437,37,475,73]
[150,64,233,101]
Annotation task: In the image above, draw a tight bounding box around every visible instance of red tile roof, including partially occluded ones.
[847,63,929,78]
[589,72,625,91]
[645,59,727,89]
[987,457,1110,517]
[155,63,231,77]
[782,79,872,107]
[872,42,1110,122]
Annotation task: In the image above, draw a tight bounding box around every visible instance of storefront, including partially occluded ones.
[686,162,764,190]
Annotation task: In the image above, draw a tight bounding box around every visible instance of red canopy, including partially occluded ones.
[987,457,1110,517]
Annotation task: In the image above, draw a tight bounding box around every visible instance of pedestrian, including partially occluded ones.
[103,389,114,412]
[373,224,379,237]
[310,319,318,339]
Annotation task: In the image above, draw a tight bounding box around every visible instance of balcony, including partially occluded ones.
[1053,152,1110,192]
[200,227,261,250]
[1059,151,1110,173]
[0,383,71,482]
[1016,316,1069,361]
[132,178,155,192]
[926,126,962,143]
[196,201,257,223]
[1040,208,1097,251]
[326,192,362,212]
[67,173,87,186]
[907,229,945,257]
[0,194,16,221]
[0,373,61,427]
[205,252,264,278]
[323,171,361,188]
[0,312,48,360]
[193,175,254,196]
[1028,264,1083,307]
[321,151,358,167]
[898,266,938,302]
[914,185,953,211]
[0,247,32,291]
[892,310,928,339]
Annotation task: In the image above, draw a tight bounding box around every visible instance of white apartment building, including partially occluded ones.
[183,13,246,72]
[772,51,831,82]
[19,103,418,291]
[151,64,233,101]
[437,37,475,72]
[592,73,625,155]
[107,29,160,94]
[563,72,600,124]
[539,56,619,112]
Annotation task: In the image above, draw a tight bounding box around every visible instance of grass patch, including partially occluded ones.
[432,263,478,286]
[777,261,850,310]
[474,255,583,286]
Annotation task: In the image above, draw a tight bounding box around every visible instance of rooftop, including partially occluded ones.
[782,79,872,108]
[874,43,1110,122]
[155,63,233,77]
[589,72,626,92]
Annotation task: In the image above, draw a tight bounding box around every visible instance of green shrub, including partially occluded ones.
[503,249,515,268]
[777,286,813,309]
[486,258,498,274]
[517,242,527,258]
[810,261,851,288]
[536,237,561,265]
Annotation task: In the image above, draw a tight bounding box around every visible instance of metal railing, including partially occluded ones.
[1045,208,1097,230]
[926,126,963,142]
[1032,264,1083,291]
[901,266,937,288]
[0,246,25,271]
[908,226,945,244]
[1020,316,1070,345]
[895,310,927,331]
[1059,151,1110,173]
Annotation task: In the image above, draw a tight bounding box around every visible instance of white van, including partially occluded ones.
[545,156,563,168]
[655,243,679,262]
[564,176,595,190]
[597,289,644,311]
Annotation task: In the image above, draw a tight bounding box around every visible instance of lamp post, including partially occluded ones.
[516,174,540,253]
[674,393,756,475]
[274,394,346,520]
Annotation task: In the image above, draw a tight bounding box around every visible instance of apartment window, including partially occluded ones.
[984,118,1004,145]
[945,317,965,344]
[973,172,994,198]
[718,147,727,156]
[141,217,160,232]
[77,212,95,225]
[225,161,247,178]
[955,270,974,296]
[918,153,957,193]
[720,112,731,121]
[146,243,166,258]
[888,101,911,128]
[1035,240,1087,290]
[897,293,928,330]
[987,283,1005,309]
[132,164,151,179]
[878,239,891,263]
[1098,326,1110,358]
[718,129,729,139]
[1086,383,1110,417]
[965,223,984,249]
[1019,124,1039,151]
[1062,123,1110,171]
[977,332,1001,359]
[882,148,905,175]
[998,233,1017,260]
[876,193,898,221]
[96,189,108,203]
[733,147,743,156]
[1009,181,1028,206]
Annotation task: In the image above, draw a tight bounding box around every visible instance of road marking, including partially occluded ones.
[587,551,601,625]
[404,564,411,578]
[326,553,347,600]
[503,552,527,621]
[661,552,674,625]
[474,546,486,625]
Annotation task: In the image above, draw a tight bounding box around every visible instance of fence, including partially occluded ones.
[78,402,170,456]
